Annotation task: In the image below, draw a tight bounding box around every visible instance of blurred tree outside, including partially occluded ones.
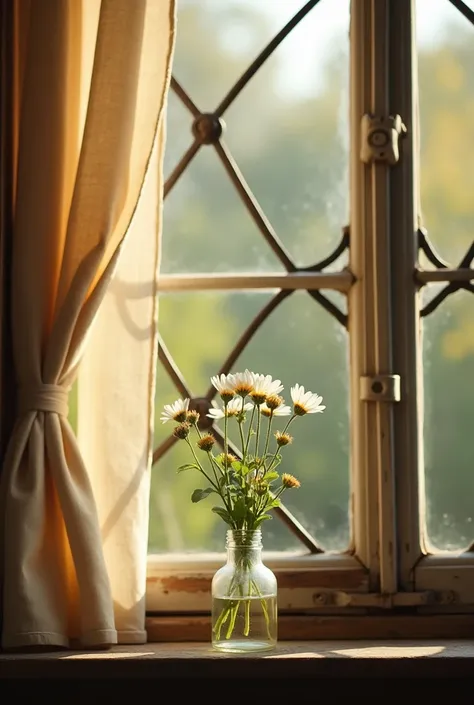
[148,0,474,554]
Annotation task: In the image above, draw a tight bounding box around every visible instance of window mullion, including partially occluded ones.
[389,0,423,589]
[349,0,398,592]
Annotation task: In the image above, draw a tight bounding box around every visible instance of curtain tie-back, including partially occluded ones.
[18,384,69,417]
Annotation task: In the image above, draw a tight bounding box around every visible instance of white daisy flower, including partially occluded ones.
[207,397,253,420]
[231,369,255,398]
[251,374,284,402]
[290,384,326,416]
[161,398,190,423]
[260,403,292,417]
[210,373,236,402]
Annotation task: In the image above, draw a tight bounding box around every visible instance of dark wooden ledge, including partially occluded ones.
[2,640,474,681]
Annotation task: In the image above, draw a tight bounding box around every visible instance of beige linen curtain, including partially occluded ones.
[0,0,175,649]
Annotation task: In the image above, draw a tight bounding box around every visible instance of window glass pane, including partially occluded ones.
[164,0,350,273]
[234,290,350,551]
[151,292,305,552]
[163,91,194,182]
[224,0,350,268]
[153,0,351,556]
[422,289,474,551]
[151,291,350,552]
[417,0,474,551]
[153,291,274,395]
[161,148,284,274]
[417,0,474,264]
[169,0,300,110]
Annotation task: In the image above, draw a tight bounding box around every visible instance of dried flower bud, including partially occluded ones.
[198,434,215,452]
[266,394,283,410]
[173,422,191,440]
[282,473,300,489]
[254,481,268,496]
[217,452,236,468]
[275,431,293,447]
[186,410,200,426]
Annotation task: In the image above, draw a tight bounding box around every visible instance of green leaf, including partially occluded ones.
[254,514,272,526]
[230,461,252,476]
[212,506,233,524]
[177,463,200,474]
[266,498,281,510]
[191,487,215,503]
[262,471,279,482]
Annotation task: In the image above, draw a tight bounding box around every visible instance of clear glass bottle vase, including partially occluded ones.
[211,529,277,653]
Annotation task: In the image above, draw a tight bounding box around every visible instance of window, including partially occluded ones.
[146,0,474,636]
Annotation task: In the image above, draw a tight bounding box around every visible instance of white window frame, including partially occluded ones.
[146,0,474,628]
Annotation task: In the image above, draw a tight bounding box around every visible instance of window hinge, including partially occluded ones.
[312,590,456,609]
[360,374,401,402]
[360,113,407,165]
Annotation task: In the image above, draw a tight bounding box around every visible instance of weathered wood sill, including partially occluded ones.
[2,640,474,681]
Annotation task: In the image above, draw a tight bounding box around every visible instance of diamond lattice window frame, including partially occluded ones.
[145,0,474,639]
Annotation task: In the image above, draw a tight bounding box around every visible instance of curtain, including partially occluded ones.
[0,0,175,649]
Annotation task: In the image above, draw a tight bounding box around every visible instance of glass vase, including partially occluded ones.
[211,529,277,653]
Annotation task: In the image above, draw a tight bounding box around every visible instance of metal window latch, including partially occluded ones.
[360,114,407,165]
[360,374,401,402]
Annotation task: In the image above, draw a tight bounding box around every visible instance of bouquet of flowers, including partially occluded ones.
[161,370,325,528]
[161,369,325,647]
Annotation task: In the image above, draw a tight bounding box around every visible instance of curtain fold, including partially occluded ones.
[78,134,164,644]
[0,0,175,649]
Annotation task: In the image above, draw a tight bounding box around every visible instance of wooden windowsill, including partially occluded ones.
[2,639,474,680]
